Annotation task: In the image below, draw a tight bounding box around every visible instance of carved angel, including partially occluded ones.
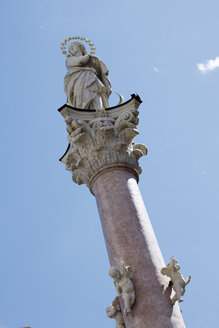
[161,256,191,305]
[109,260,135,315]
[106,296,125,328]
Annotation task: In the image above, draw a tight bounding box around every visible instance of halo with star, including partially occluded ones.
[60,36,96,57]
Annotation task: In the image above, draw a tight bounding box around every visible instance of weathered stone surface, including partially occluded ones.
[92,169,186,328]
[59,96,186,327]
[64,41,112,109]
[109,260,135,316]
[161,256,191,306]
[59,96,147,188]
[106,296,125,328]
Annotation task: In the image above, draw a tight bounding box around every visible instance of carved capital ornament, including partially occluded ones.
[59,95,147,191]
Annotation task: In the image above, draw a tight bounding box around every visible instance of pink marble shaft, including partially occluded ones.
[92,168,185,328]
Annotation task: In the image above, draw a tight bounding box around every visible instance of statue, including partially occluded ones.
[161,256,191,306]
[62,36,112,109]
[109,260,135,316]
[106,296,126,328]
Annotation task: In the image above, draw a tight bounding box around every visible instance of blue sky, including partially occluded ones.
[1,0,219,327]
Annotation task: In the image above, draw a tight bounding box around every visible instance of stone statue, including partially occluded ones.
[109,260,135,315]
[161,256,191,306]
[106,296,126,328]
[64,41,112,109]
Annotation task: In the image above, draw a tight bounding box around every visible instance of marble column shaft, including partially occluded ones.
[59,96,186,328]
[92,168,185,328]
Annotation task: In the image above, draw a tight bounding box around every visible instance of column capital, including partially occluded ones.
[58,95,147,188]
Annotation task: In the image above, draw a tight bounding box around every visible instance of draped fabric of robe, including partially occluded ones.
[64,56,111,109]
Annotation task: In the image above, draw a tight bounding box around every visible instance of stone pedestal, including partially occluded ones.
[59,95,186,328]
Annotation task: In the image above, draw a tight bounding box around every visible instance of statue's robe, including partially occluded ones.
[64,55,111,109]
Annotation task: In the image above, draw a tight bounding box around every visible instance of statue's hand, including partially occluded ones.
[88,53,95,60]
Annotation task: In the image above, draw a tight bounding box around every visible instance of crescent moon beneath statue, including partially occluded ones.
[114,91,124,105]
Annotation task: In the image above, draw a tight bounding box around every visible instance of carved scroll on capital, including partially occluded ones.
[59,96,147,188]
[109,260,135,316]
[106,297,126,328]
[161,256,191,306]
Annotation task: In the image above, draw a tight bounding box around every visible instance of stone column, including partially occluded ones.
[59,95,185,328]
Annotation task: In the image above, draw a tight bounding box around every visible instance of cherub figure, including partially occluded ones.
[106,296,125,328]
[161,256,191,306]
[109,260,135,315]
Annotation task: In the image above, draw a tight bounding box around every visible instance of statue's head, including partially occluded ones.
[106,305,116,318]
[112,297,121,312]
[170,256,180,271]
[68,41,87,56]
[109,267,121,280]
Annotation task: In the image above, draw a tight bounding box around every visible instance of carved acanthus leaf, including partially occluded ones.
[59,97,147,188]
